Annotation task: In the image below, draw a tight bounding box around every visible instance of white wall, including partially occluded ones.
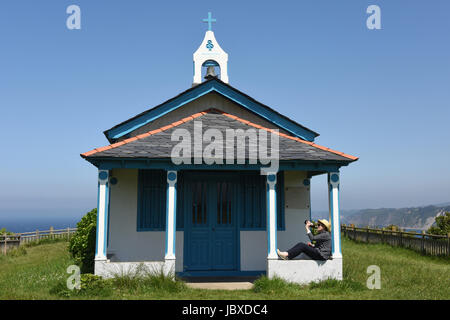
[278,171,311,250]
[107,169,184,272]
[240,171,311,270]
[240,231,267,271]
[108,169,310,273]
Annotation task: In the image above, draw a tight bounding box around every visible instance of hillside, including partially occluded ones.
[341,205,450,230]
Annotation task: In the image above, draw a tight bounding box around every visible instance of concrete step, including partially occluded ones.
[185,282,254,290]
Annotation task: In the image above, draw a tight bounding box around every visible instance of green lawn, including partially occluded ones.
[0,238,448,300]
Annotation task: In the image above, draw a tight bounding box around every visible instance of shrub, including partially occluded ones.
[68,208,97,273]
[427,212,450,235]
[0,228,14,235]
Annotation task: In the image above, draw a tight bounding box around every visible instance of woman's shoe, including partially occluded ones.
[277,249,287,260]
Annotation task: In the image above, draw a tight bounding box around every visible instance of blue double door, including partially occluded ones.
[183,172,239,272]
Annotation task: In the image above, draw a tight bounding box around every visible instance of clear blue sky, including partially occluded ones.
[0,0,449,219]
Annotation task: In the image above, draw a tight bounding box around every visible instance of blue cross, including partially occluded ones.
[202,12,216,31]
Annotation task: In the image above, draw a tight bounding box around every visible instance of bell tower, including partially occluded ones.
[193,12,229,85]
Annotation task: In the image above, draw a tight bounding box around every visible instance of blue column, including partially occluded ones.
[165,171,177,260]
[328,171,342,258]
[95,170,110,261]
[266,173,278,259]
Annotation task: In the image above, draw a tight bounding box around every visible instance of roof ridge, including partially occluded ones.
[82,108,358,161]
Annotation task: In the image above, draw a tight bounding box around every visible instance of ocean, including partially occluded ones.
[0,215,83,233]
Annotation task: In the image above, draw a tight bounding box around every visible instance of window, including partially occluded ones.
[137,170,166,231]
[240,171,285,230]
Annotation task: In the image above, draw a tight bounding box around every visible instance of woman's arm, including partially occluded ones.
[307,231,331,242]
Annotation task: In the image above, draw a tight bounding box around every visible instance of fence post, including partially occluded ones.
[36,229,39,242]
[447,233,450,257]
[50,226,54,240]
[3,232,7,255]
[421,231,425,255]
[366,226,369,243]
[399,228,403,247]
[67,227,70,240]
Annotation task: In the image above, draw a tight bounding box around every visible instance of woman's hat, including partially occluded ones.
[318,219,331,232]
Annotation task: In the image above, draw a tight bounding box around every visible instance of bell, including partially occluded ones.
[204,66,217,78]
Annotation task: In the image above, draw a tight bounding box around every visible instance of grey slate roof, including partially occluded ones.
[83,111,355,163]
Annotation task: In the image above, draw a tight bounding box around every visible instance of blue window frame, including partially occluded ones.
[137,169,166,231]
[239,171,285,230]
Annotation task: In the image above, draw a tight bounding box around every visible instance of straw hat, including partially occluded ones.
[318,219,331,232]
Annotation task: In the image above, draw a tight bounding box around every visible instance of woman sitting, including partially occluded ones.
[277,219,332,260]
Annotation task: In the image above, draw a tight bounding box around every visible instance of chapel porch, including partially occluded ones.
[92,166,344,284]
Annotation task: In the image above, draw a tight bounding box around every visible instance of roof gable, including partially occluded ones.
[83,109,357,163]
[104,77,319,143]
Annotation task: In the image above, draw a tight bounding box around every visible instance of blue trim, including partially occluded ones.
[165,172,178,257]
[106,79,317,142]
[173,182,177,256]
[95,182,100,256]
[337,184,341,254]
[165,178,170,256]
[95,159,345,172]
[274,179,278,255]
[266,176,277,256]
[107,176,111,248]
[328,177,335,255]
[177,270,266,278]
[266,183,270,256]
[327,171,341,256]
[103,177,109,257]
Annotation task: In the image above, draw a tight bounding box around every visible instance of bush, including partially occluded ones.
[427,212,450,235]
[0,228,14,235]
[68,208,97,273]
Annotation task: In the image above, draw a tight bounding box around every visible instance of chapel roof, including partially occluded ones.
[82,109,357,163]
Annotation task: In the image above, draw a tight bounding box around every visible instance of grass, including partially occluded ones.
[0,237,448,299]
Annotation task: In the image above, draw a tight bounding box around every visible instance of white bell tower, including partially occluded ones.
[193,12,229,85]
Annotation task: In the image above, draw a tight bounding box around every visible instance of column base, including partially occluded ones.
[267,257,343,285]
[332,252,342,259]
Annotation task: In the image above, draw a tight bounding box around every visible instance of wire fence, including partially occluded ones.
[341,225,449,257]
